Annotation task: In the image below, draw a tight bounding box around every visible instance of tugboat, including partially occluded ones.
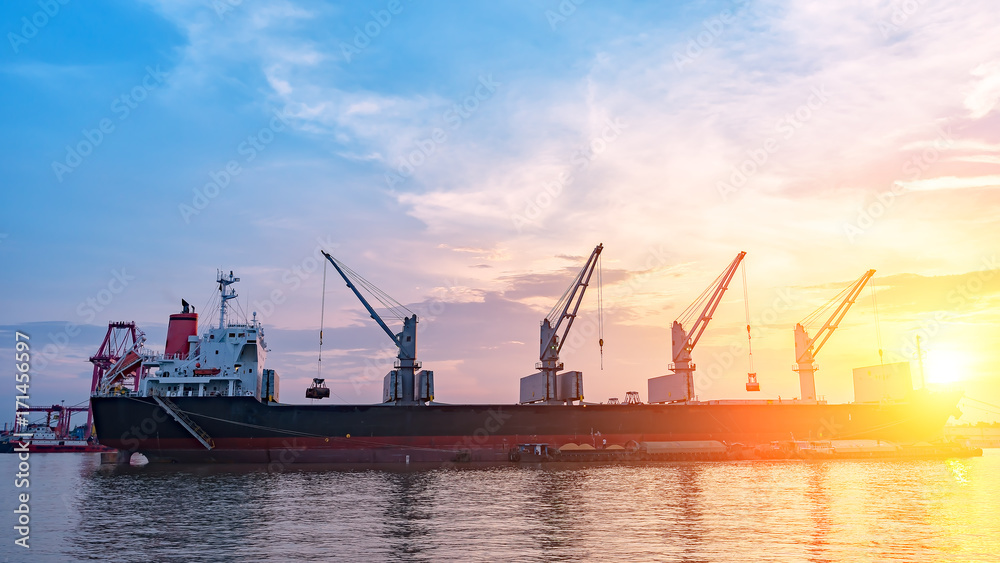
[1,403,113,453]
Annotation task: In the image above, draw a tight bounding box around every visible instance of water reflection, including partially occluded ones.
[533,466,588,558]
[945,458,970,485]
[73,462,272,561]
[806,462,832,563]
[5,452,999,562]
[667,464,708,559]
[380,471,435,561]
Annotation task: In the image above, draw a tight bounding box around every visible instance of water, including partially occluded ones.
[2,451,999,562]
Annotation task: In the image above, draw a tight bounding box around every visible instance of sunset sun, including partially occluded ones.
[923,346,974,386]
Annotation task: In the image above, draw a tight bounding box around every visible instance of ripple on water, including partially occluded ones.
[2,452,998,562]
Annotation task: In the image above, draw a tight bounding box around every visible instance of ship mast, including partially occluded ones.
[217,270,240,328]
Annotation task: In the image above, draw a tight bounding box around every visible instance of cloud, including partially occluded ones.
[966,61,1000,118]
[898,175,1000,192]
[871,269,1000,316]
[10,1,1000,416]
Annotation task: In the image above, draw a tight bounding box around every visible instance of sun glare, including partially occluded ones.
[922,347,971,386]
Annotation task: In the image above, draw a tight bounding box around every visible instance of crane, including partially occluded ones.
[794,269,876,401]
[669,251,746,401]
[523,243,603,404]
[321,251,432,405]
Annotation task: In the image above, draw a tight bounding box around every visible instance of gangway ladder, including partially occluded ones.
[151,394,215,450]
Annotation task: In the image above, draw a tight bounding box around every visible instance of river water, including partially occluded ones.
[2,451,998,562]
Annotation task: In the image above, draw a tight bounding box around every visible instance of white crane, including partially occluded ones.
[321,251,433,405]
[669,251,746,401]
[794,269,876,401]
[521,244,603,404]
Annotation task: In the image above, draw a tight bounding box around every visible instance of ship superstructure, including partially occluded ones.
[132,271,277,402]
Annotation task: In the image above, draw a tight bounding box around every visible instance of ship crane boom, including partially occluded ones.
[322,251,403,349]
[522,243,603,405]
[321,251,431,405]
[670,251,747,401]
[540,244,603,365]
[794,269,876,401]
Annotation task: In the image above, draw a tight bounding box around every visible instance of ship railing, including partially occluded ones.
[142,352,189,362]
[149,387,235,398]
[94,387,137,398]
[393,359,423,369]
[534,362,564,370]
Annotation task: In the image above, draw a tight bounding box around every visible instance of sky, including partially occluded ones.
[2,0,999,425]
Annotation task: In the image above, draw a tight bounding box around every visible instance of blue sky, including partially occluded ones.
[2,0,1000,424]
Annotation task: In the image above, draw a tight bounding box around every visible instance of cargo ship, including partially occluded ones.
[91,247,966,464]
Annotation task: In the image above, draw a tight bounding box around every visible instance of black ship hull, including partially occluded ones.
[91,390,962,464]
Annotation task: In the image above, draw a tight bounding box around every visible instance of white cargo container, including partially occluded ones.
[647,373,689,403]
[852,362,912,403]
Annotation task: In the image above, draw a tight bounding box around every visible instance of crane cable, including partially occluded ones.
[742,261,754,375]
[963,397,1000,416]
[314,261,350,404]
[598,253,604,370]
[677,266,727,328]
[870,275,883,367]
[333,258,413,321]
[318,259,327,379]
[801,279,856,328]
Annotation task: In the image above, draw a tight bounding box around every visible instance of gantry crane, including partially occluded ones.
[321,251,433,405]
[520,243,603,404]
[88,321,146,439]
[794,269,876,401]
[668,251,746,401]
